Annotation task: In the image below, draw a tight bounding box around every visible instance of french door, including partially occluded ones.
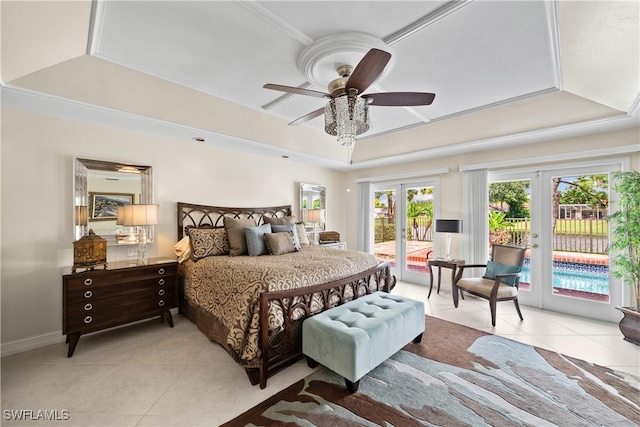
[490,162,621,322]
[371,180,437,284]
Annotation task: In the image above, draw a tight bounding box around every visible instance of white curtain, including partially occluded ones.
[461,169,489,265]
[357,181,372,253]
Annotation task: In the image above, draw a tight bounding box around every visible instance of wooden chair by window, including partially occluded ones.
[452,244,526,327]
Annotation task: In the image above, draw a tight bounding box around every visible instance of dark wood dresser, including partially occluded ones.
[62,257,178,357]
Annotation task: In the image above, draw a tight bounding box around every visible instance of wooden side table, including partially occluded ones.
[427,258,465,298]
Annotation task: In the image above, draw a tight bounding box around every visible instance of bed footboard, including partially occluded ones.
[254,261,395,389]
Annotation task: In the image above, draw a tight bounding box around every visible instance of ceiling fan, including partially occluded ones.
[263,48,435,136]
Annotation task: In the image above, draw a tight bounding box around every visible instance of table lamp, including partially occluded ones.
[435,219,462,261]
[119,204,159,265]
[307,209,323,245]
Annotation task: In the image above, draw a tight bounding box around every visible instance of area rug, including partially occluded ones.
[223,316,640,426]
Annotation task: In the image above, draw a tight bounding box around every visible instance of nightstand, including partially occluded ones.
[62,257,178,357]
[319,242,347,250]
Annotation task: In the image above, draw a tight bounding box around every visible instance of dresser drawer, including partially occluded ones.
[66,275,174,303]
[65,292,176,332]
[65,264,177,290]
[67,286,175,316]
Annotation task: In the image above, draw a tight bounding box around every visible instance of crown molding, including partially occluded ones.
[0,84,346,170]
[2,84,637,173]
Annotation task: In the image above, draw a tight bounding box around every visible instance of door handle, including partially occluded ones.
[531,233,539,238]
[528,244,539,249]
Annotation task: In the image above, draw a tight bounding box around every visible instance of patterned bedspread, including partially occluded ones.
[180,245,381,365]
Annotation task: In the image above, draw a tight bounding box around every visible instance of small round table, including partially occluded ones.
[427,258,466,298]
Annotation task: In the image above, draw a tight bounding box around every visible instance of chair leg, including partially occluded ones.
[452,284,460,308]
[513,298,524,321]
[489,299,497,327]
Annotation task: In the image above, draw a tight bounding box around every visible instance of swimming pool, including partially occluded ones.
[520,260,609,295]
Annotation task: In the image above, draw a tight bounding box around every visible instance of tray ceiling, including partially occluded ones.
[2,0,638,168]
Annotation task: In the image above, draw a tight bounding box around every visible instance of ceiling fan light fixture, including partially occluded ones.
[324,94,369,147]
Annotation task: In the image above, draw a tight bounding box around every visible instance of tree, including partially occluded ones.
[552,174,609,230]
[489,181,529,217]
[374,191,396,223]
[407,200,433,240]
[559,175,608,208]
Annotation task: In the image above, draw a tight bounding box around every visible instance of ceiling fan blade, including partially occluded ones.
[363,92,436,106]
[288,107,325,126]
[346,48,392,94]
[264,84,331,99]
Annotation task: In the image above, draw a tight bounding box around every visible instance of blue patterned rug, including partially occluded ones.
[224,316,640,426]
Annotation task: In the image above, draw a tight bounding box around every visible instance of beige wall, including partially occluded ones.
[1,106,638,354]
[0,108,347,352]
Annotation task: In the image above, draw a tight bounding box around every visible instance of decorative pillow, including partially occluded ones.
[263,216,295,225]
[244,224,272,256]
[189,228,229,261]
[271,223,301,250]
[296,222,310,245]
[173,236,191,263]
[483,261,521,286]
[224,217,257,256]
[265,231,298,255]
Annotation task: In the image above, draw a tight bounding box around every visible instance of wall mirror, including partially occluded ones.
[300,183,326,232]
[74,158,154,246]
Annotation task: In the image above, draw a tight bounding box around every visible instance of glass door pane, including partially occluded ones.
[542,170,614,319]
[402,184,435,283]
[373,186,398,275]
[488,176,538,307]
[372,181,436,284]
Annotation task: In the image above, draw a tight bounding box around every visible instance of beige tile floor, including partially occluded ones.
[2,281,639,426]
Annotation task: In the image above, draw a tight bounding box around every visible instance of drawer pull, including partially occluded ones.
[158,268,165,275]
[158,300,165,307]
[158,279,165,286]
[83,316,93,324]
[158,289,165,296]
[84,290,93,298]
[84,303,93,311]
[83,278,93,286]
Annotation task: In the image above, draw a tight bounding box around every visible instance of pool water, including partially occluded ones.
[520,260,609,295]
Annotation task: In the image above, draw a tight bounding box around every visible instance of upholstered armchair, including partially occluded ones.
[452,244,526,326]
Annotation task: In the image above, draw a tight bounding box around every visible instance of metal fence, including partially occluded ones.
[375,216,609,254]
[375,217,434,243]
[505,218,608,254]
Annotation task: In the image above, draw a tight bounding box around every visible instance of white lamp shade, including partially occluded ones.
[115,205,124,225]
[119,204,159,226]
[307,209,321,223]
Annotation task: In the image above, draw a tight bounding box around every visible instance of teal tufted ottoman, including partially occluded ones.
[302,291,425,393]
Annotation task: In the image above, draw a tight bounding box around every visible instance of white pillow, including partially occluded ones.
[173,236,191,263]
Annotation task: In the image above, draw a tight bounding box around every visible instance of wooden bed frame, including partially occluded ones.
[177,202,395,388]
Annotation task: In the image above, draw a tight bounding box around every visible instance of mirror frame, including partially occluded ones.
[299,183,326,232]
[74,158,154,245]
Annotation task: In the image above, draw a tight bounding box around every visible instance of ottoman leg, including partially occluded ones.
[345,379,360,393]
[306,357,319,368]
[413,333,423,344]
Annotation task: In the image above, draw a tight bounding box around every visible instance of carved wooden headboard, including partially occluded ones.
[177,202,292,240]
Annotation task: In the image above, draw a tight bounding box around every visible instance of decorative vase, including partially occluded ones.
[615,306,640,346]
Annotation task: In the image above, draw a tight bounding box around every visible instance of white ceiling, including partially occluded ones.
[2,1,639,169]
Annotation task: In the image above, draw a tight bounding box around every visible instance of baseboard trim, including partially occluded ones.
[1,308,181,357]
[1,331,65,357]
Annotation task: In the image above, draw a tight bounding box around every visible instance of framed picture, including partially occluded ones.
[89,192,135,221]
